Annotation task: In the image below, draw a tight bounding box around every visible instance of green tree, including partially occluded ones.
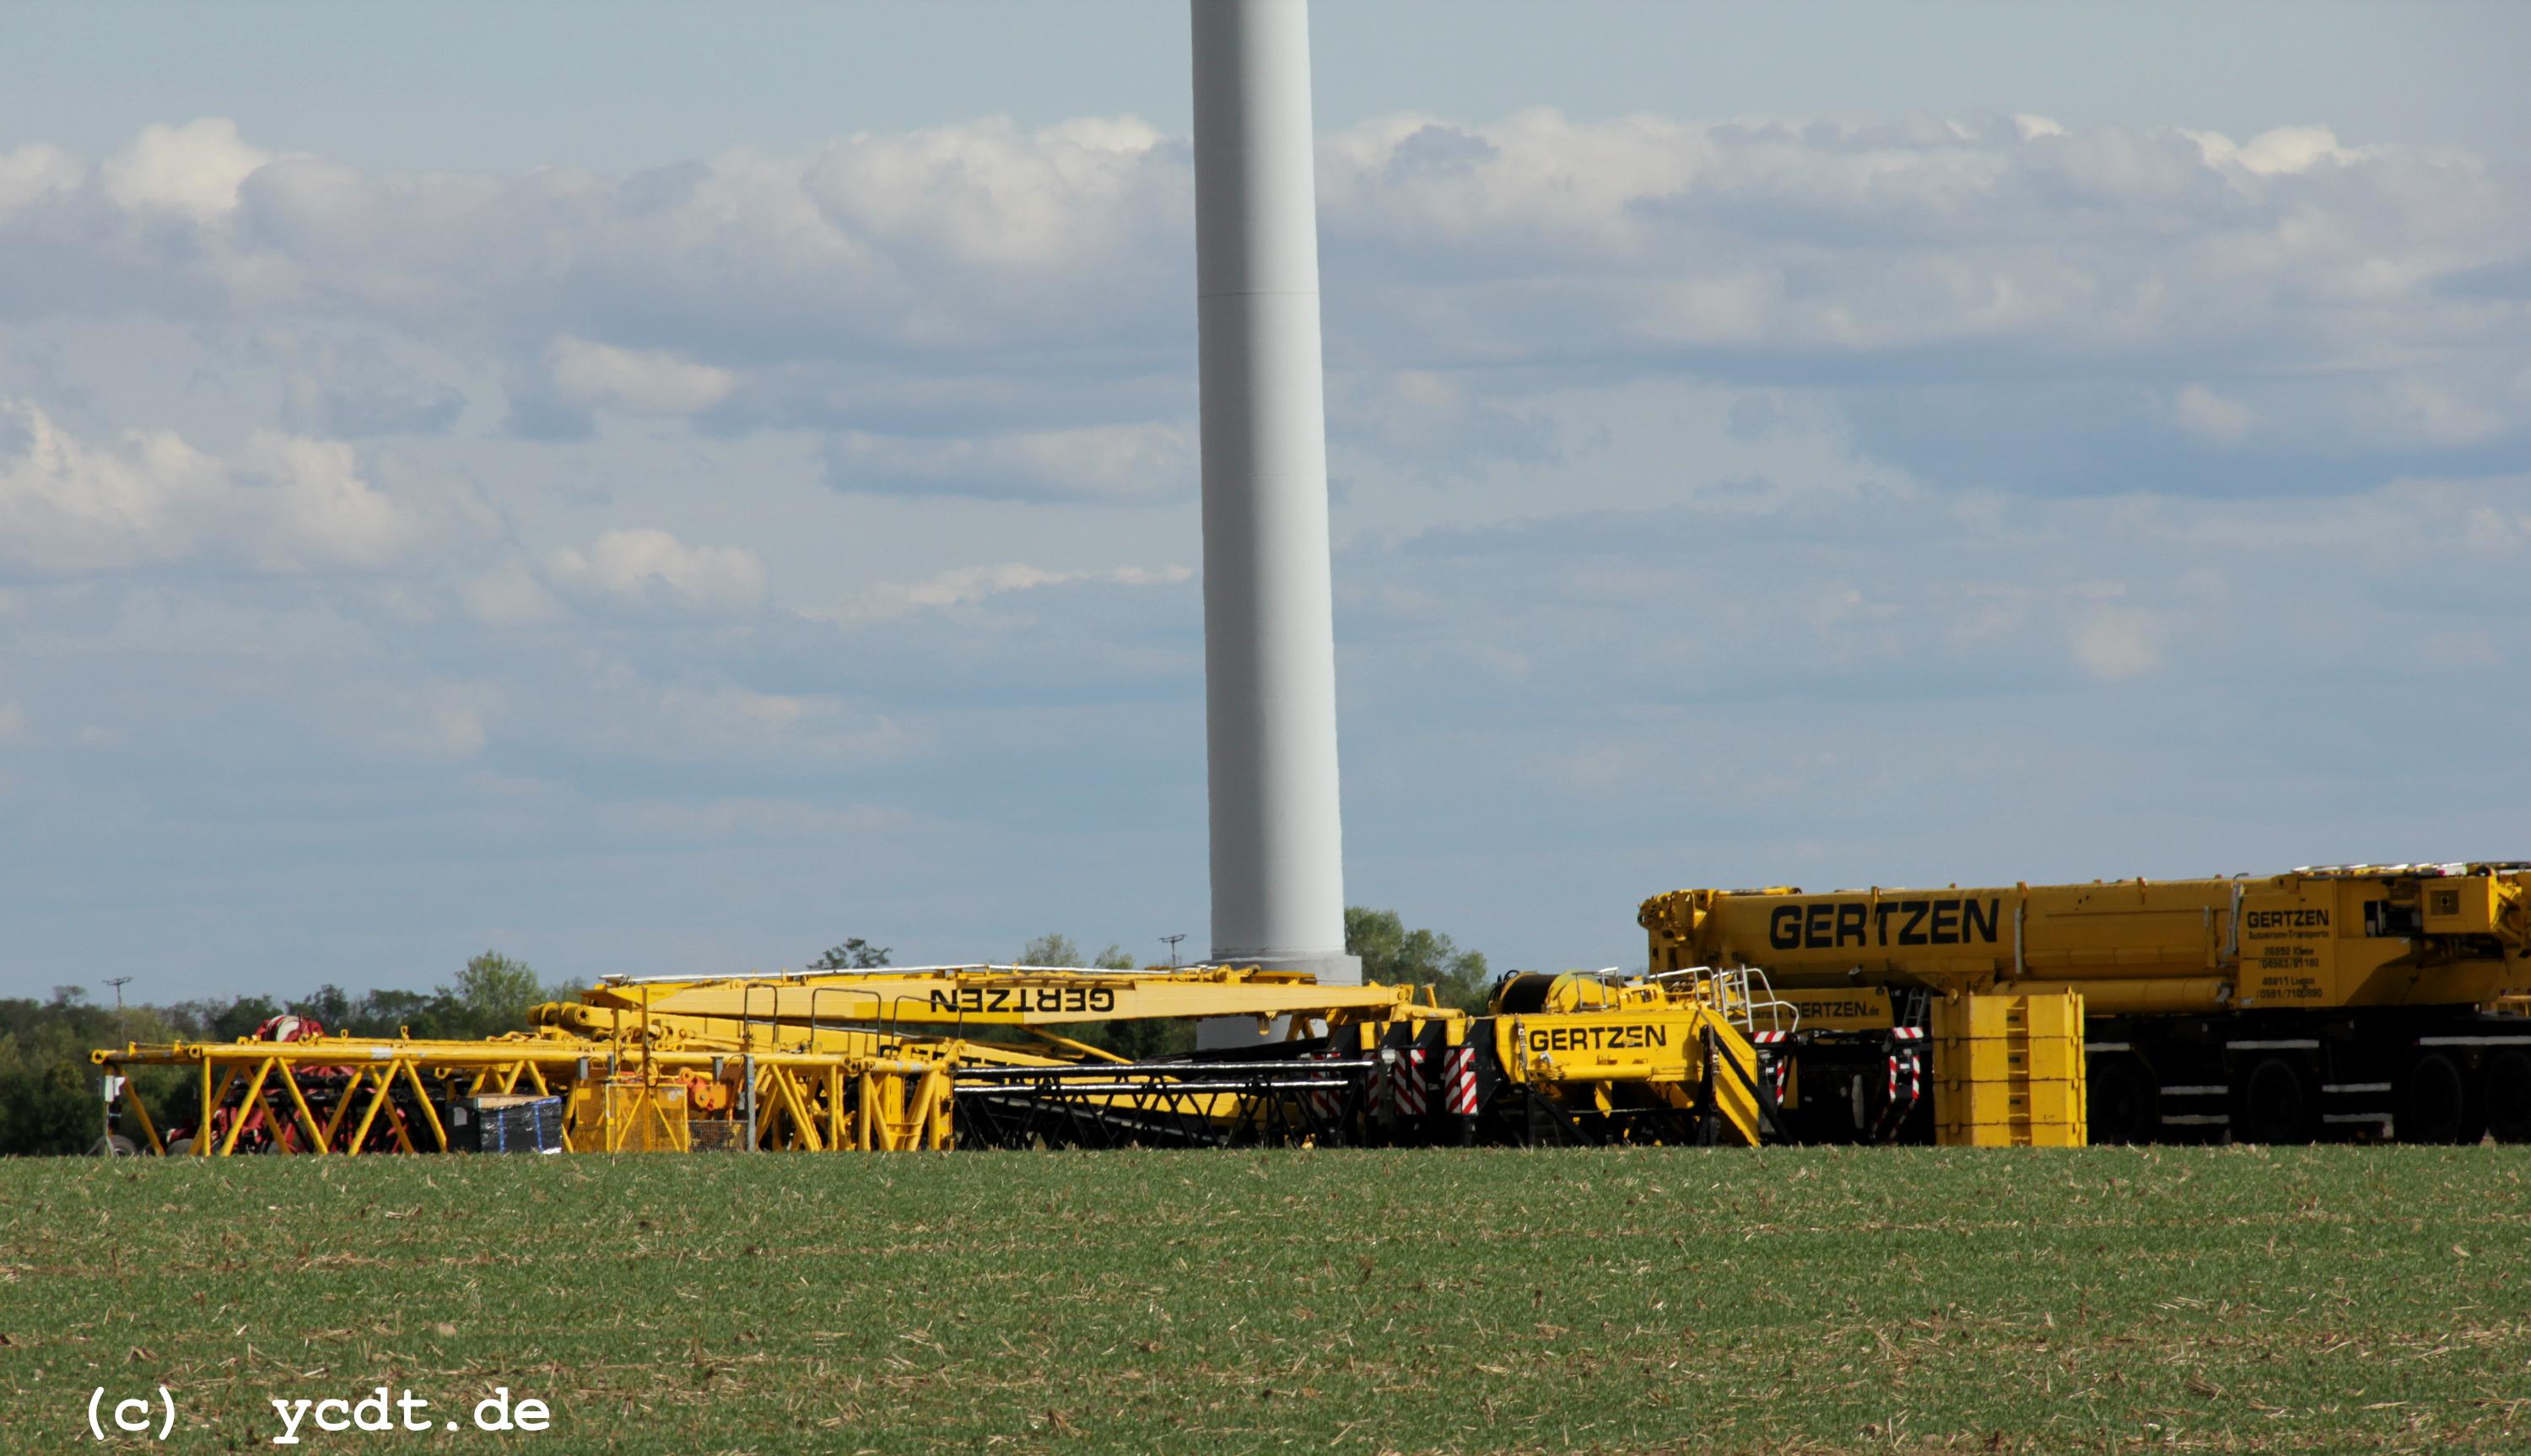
[0,991,118,1155]
[447,952,542,1037]
[0,990,201,1155]
[207,995,283,1043]
[1018,933,1082,967]
[299,984,354,1032]
[1082,941,1190,1057]
[348,987,448,1038]
[809,938,891,970]
[1019,935,1193,1060]
[1346,906,1492,1013]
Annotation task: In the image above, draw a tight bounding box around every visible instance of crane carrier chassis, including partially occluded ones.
[1643,863,2531,1146]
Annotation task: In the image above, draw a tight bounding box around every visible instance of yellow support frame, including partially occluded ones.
[92,992,1430,1157]
[95,1065,165,1156]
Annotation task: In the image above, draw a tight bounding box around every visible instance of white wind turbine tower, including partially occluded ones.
[1188,0,1362,998]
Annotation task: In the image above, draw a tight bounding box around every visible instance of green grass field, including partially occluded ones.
[3,1147,2526,1453]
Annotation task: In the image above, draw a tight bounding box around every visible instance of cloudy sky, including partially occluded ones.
[3,3,2527,1000]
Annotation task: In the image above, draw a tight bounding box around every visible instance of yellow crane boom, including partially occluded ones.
[579,963,1422,1029]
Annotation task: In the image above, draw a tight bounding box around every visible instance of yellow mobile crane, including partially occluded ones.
[575,963,1775,1148]
[1641,864,2531,1145]
[93,962,1782,1155]
[1476,968,1775,1146]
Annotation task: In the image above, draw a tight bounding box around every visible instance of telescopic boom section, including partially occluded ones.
[579,965,1416,1027]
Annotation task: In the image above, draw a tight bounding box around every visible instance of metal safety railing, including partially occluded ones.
[1648,964,1800,1037]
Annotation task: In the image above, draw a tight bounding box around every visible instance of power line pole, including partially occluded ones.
[100,977,132,1155]
[1160,934,1188,970]
[103,976,131,1043]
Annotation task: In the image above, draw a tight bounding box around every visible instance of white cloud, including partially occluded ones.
[544,527,768,614]
[1314,111,2515,399]
[239,431,420,570]
[597,796,909,844]
[100,118,273,220]
[2183,124,2366,177]
[0,111,2515,483]
[344,681,500,761]
[2072,609,2163,681]
[0,143,84,217]
[544,336,737,417]
[460,557,565,627]
[0,402,226,573]
[1330,370,1560,474]
[2385,380,2509,447]
[384,698,488,758]
[801,115,1176,276]
[818,560,1193,628]
[0,402,483,577]
[531,668,915,768]
[67,115,1182,354]
[2171,384,2255,444]
[266,332,470,439]
[31,114,2470,380]
[2462,501,2531,556]
[825,422,1195,502]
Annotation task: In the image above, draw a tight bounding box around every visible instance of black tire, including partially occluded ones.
[2486,1049,2531,1144]
[2399,1052,2483,1145]
[2087,1054,2159,1145]
[2237,1056,2315,1144]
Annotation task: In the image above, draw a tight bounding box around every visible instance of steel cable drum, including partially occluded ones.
[1491,972,1634,1016]
[1490,973,1560,1016]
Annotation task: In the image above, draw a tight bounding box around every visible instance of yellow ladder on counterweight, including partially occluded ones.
[1696,1011,1770,1146]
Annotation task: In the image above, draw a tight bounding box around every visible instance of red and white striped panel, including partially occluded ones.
[1871,1043,1924,1141]
[1752,1030,1791,1102]
[1391,1047,1428,1119]
[1442,1045,1478,1115]
[1307,1050,1342,1122]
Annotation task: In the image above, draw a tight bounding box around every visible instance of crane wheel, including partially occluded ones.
[2398,1053,2482,1146]
[2237,1057,2314,1144]
[2086,1055,2158,1145]
[2486,1049,2531,1145]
